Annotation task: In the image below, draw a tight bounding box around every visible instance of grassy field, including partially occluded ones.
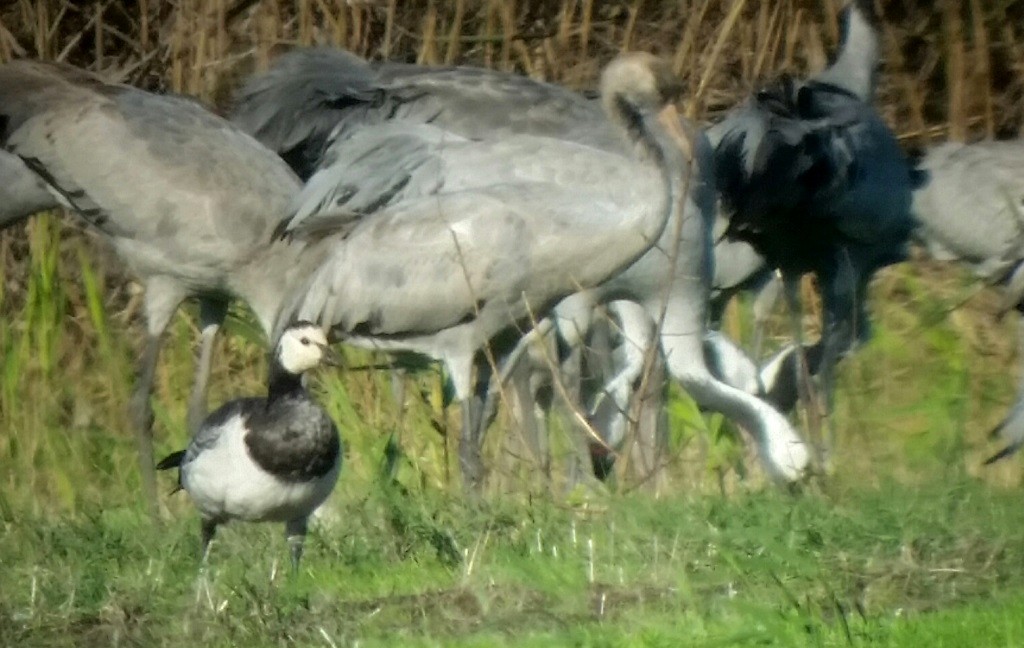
[5,476,1024,647]
[4,1,1024,646]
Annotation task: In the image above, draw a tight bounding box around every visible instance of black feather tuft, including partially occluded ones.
[156,449,185,471]
[984,441,1022,465]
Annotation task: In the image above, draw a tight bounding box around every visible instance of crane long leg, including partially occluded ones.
[633,350,668,491]
[186,299,229,435]
[130,280,186,519]
[585,301,656,481]
[508,353,550,479]
[459,358,493,494]
[130,334,163,519]
[782,276,824,466]
[817,321,847,463]
[1017,315,1024,392]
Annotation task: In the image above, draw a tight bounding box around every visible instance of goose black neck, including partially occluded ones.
[266,358,305,402]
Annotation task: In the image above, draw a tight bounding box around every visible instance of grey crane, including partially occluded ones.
[231,47,811,485]
[157,321,342,571]
[908,139,1024,462]
[0,60,304,514]
[707,0,923,457]
[273,82,811,486]
[266,53,748,489]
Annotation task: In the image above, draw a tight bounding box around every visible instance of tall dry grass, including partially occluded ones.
[0,0,1022,514]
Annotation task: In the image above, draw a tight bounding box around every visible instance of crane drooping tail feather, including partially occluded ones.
[230,48,380,180]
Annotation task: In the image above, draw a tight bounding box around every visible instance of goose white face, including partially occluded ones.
[276,323,333,375]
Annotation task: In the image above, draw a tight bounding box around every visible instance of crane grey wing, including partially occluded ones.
[282,181,663,339]
[284,192,538,337]
[286,122,647,238]
[0,60,300,276]
[285,122,454,236]
[372,62,618,149]
[230,46,623,182]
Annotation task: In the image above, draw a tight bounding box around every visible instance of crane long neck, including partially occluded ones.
[604,94,695,252]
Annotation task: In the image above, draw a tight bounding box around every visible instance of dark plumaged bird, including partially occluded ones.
[707,0,924,453]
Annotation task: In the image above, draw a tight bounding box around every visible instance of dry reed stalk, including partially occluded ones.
[444,0,465,63]
[756,3,786,82]
[692,0,746,108]
[382,0,396,57]
[968,0,994,138]
[671,1,704,78]
[335,0,350,50]
[943,0,967,141]
[417,1,438,65]
[782,9,804,72]
[351,4,365,55]
[621,0,641,52]
[298,0,311,45]
[578,0,593,61]
[481,0,496,67]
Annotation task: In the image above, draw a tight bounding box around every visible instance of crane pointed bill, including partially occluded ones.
[656,104,692,160]
[319,344,344,368]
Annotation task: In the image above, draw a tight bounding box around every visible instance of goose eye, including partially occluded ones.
[300,336,310,345]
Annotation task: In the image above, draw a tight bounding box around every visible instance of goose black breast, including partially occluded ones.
[243,396,340,482]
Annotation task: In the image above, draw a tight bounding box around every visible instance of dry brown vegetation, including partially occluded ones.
[2,0,1022,138]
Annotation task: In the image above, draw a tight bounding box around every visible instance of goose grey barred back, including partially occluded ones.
[0,59,304,515]
[707,0,924,455]
[272,56,806,485]
[907,139,1024,463]
[157,321,342,571]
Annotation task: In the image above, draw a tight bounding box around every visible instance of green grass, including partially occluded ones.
[3,478,1024,647]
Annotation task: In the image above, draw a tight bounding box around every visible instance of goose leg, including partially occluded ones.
[186,299,229,435]
[200,518,218,566]
[285,517,308,573]
[130,280,186,519]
